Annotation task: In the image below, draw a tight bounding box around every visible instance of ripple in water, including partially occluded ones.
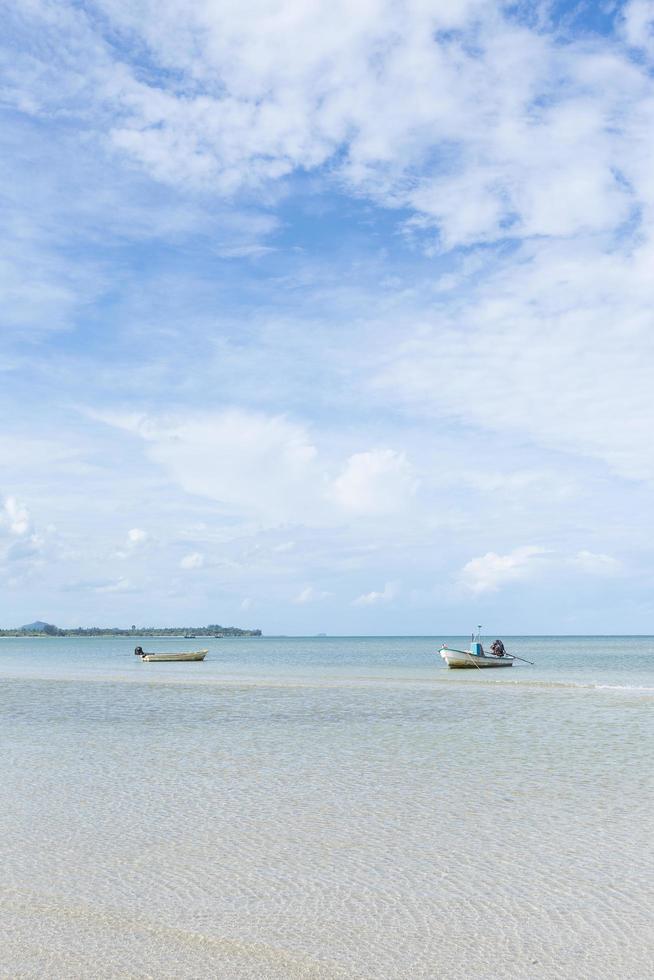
[0,647,653,978]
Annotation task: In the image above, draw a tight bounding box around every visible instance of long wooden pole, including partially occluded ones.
[506,653,535,666]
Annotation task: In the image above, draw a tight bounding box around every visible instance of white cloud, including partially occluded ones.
[374,232,654,485]
[180,552,205,570]
[621,0,654,56]
[459,546,549,595]
[7,0,651,251]
[63,577,134,593]
[92,407,424,528]
[127,527,148,546]
[6,534,46,564]
[94,408,320,524]
[293,585,333,604]
[569,550,622,577]
[115,527,151,559]
[460,547,623,596]
[96,577,133,593]
[1,497,32,536]
[0,496,60,572]
[352,581,399,606]
[332,449,417,516]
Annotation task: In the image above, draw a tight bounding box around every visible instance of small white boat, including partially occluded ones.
[139,650,208,663]
[439,631,513,669]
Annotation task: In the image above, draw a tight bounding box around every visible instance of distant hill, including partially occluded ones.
[20,621,60,634]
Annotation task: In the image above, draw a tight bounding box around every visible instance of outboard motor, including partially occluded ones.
[491,639,506,658]
[134,645,144,657]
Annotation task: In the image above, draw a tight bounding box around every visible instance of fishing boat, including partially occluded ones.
[439,629,514,669]
[135,647,208,663]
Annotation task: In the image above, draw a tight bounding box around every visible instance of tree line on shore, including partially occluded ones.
[0,621,262,637]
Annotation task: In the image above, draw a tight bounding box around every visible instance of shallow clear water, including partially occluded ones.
[1,636,653,978]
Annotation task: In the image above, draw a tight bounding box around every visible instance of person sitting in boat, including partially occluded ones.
[134,646,144,657]
[490,639,506,658]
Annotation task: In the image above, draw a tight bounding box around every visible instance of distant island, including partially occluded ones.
[1,621,262,637]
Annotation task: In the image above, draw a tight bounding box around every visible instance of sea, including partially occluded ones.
[1,635,653,979]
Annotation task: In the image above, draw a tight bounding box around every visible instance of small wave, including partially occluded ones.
[2,669,654,700]
[444,676,654,696]
[594,683,654,692]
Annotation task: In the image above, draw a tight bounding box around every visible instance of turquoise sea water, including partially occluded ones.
[1,635,653,978]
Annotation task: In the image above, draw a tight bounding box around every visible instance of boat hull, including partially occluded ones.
[141,650,208,662]
[439,647,513,669]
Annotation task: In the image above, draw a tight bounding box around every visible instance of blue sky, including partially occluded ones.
[2,0,654,633]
